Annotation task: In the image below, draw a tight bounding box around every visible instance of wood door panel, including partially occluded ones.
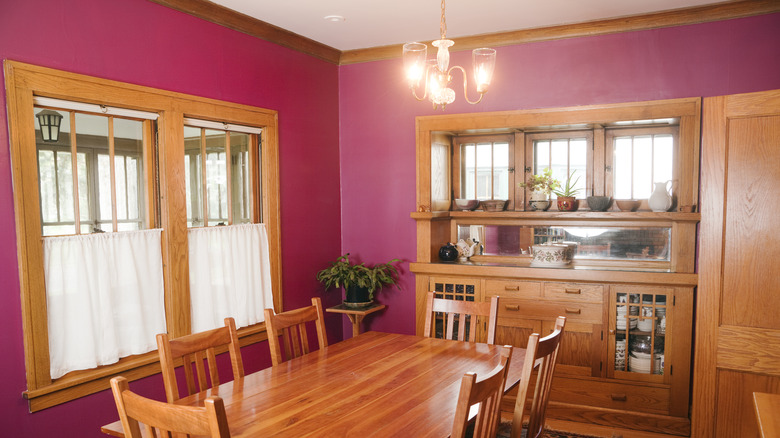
[715,370,780,438]
[694,89,780,438]
[495,319,541,348]
[722,116,780,329]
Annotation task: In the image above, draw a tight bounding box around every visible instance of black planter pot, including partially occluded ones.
[344,285,372,308]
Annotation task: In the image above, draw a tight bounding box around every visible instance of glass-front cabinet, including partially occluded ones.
[610,286,672,381]
[411,98,701,436]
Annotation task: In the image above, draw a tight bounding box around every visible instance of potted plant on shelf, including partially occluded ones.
[316,253,401,308]
[519,167,560,211]
[553,170,581,211]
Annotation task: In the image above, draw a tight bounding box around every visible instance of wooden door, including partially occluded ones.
[693,89,780,438]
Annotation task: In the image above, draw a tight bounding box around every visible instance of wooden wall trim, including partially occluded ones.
[717,326,780,377]
[340,0,780,64]
[148,0,779,66]
[690,95,726,438]
[146,0,341,64]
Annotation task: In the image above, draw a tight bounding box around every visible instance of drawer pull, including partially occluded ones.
[504,285,520,291]
[565,308,581,315]
[611,393,627,402]
[505,305,520,311]
[565,288,582,294]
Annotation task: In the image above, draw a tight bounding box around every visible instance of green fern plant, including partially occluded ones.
[316,253,401,300]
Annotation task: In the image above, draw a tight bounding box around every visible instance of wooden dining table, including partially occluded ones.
[101,331,526,437]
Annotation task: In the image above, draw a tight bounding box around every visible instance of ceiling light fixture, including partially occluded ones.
[324,15,344,22]
[402,0,496,110]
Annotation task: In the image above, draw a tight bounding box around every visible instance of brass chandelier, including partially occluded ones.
[402,0,496,109]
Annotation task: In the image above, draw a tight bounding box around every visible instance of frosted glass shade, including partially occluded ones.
[473,48,497,93]
[403,42,427,87]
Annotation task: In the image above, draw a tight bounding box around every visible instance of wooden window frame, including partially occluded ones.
[525,130,594,209]
[605,125,680,208]
[452,134,516,210]
[4,60,282,411]
[421,99,699,214]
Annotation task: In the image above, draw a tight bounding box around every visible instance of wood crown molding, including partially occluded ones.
[151,0,778,65]
[146,0,341,64]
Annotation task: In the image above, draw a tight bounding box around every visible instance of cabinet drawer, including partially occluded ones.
[485,280,541,299]
[544,282,603,303]
[498,298,602,324]
[550,377,670,415]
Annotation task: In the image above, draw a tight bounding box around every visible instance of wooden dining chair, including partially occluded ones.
[424,291,500,344]
[451,345,514,438]
[503,316,567,438]
[110,376,231,438]
[264,297,328,366]
[156,317,244,402]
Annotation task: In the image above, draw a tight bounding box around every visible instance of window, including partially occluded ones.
[443,120,682,212]
[183,121,260,227]
[453,134,515,207]
[35,106,152,235]
[607,127,677,200]
[6,61,281,411]
[528,131,592,199]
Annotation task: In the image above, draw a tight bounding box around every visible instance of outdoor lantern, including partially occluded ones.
[36,109,63,142]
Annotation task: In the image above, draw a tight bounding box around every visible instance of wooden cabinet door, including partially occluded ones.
[694,89,780,438]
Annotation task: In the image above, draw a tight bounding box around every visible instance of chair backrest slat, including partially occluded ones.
[511,316,567,438]
[157,317,244,402]
[424,292,499,344]
[264,297,328,366]
[111,376,231,438]
[451,345,513,438]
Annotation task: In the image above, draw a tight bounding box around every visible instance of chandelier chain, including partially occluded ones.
[440,0,447,39]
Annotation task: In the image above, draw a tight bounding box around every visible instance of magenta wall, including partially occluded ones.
[337,14,780,336]
[0,0,342,435]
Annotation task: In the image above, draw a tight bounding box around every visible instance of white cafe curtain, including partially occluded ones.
[43,229,166,379]
[188,223,273,333]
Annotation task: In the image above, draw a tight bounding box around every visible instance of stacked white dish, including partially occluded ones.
[629,351,652,373]
[616,305,637,330]
[637,305,654,331]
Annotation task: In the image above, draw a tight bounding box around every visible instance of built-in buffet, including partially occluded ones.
[411,98,701,436]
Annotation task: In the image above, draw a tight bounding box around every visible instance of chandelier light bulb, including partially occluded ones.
[401,0,496,109]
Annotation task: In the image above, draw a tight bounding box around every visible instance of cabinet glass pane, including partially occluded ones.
[615,291,666,375]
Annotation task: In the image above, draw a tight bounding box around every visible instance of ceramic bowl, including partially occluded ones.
[587,196,611,211]
[480,200,507,212]
[453,199,479,211]
[616,200,640,212]
[529,244,572,267]
[528,200,551,211]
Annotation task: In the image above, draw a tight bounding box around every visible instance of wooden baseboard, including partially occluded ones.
[546,401,691,436]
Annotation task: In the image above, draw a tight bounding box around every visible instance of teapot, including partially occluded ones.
[438,243,458,262]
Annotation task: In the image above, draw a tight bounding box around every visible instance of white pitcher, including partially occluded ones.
[648,181,672,212]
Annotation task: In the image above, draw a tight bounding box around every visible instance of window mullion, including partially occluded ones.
[69,112,81,234]
[108,116,118,232]
[225,132,233,225]
[200,129,208,226]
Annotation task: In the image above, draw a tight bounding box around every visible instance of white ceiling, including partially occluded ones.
[211,0,722,51]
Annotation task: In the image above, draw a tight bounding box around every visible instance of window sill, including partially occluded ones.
[23,323,268,412]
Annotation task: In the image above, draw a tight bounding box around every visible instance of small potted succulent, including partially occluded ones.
[553,170,581,211]
[316,253,401,308]
[519,167,560,211]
